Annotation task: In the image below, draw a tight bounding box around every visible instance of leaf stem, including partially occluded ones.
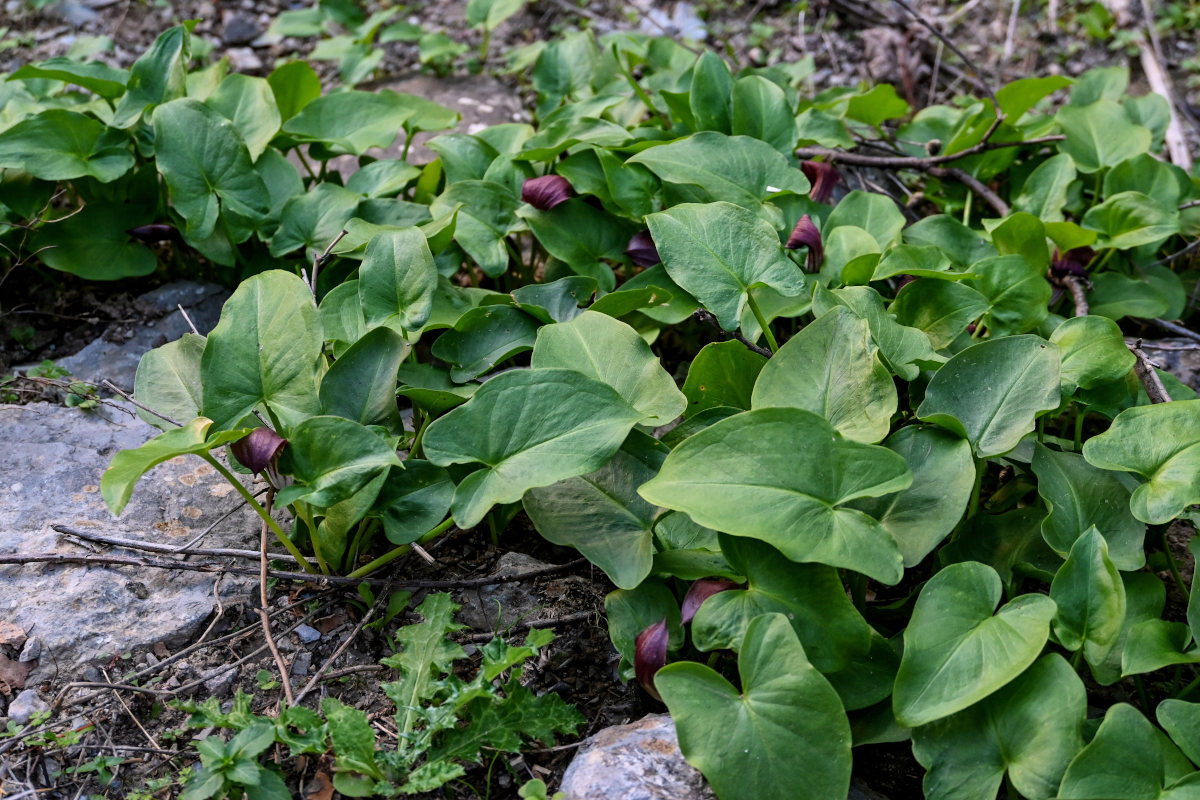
[345,517,455,579]
[199,453,318,573]
[1162,527,1189,598]
[966,458,985,521]
[298,502,331,575]
[410,412,432,460]
[745,293,778,353]
[295,147,319,183]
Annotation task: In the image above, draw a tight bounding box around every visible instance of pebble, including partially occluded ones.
[294,624,321,644]
[291,651,312,677]
[222,14,261,46]
[18,638,41,662]
[8,689,50,725]
[203,667,238,698]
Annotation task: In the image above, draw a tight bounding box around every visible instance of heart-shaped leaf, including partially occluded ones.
[133,333,206,432]
[646,201,807,332]
[628,132,809,208]
[731,75,799,153]
[1031,444,1145,570]
[1082,399,1200,524]
[690,536,873,675]
[281,90,429,155]
[523,433,664,589]
[811,285,946,380]
[974,255,1051,336]
[373,461,455,545]
[917,336,1061,458]
[638,407,911,584]
[681,341,767,418]
[359,228,439,334]
[153,99,269,240]
[1049,315,1136,394]
[424,368,645,528]
[430,305,540,382]
[275,417,402,510]
[752,306,897,443]
[1050,527,1126,665]
[1056,99,1151,173]
[1157,700,1200,768]
[531,311,686,426]
[204,74,281,162]
[824,190,906,250]
[1083,191,1180,250]
[912,654,1085,800]
[103,418,249,515]
[849,425,975,568]
[318,326,410,433]
[889,279,990,350]
[0,110,134,182]
[10,57,129,99]
[200,270,323,434]
[1057,704,1196,799]
[893,561,1056,727]
[1013,152,1076,222]
[31,204,157,281]
[656,614,852,800]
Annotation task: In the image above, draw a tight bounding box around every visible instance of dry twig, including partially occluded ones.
[258,493,295,706]
[1130,339,1172,404]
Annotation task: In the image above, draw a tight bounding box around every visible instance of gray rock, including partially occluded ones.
[18,637,41,662]
[0,400,259,683]
[203,666,238,697]
[293,624,321,644]
[560,714,715,800]
[8,689,50,725]
[222,13,261,45]
[56,281,228,392]
[291,650,312,678]
[562,714,890,800]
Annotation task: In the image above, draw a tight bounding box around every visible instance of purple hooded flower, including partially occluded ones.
[801,160,841,204]
[680,579,740,624]
[625,230,660,267]
[230,427,287,476]
[521,174,573,210]
[126,223,180,243]
[786,214,823,272]
[1051,247,1095,278]
[634,619,670,700]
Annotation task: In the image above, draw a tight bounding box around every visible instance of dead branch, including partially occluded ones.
[54,525,297,563]
[1147,317,1200,344]
[1063,276,1089,317]
[0,552,587,590]
[795,134,1064,169]
[1130,339,1172,403]
[693,309,772,358]
[928,166,1010,216]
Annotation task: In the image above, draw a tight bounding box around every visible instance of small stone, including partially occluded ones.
[293,624,321,644]
[291,651,312,677]
[225,47,263,72]
[81,666,100,683]
[8,689,50,725]
[203,667,238,697]
[561,714,715,800]
[18,638,41,662]
[222,13,261,45]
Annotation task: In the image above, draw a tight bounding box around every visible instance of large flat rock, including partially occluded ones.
[0,401,260,682]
